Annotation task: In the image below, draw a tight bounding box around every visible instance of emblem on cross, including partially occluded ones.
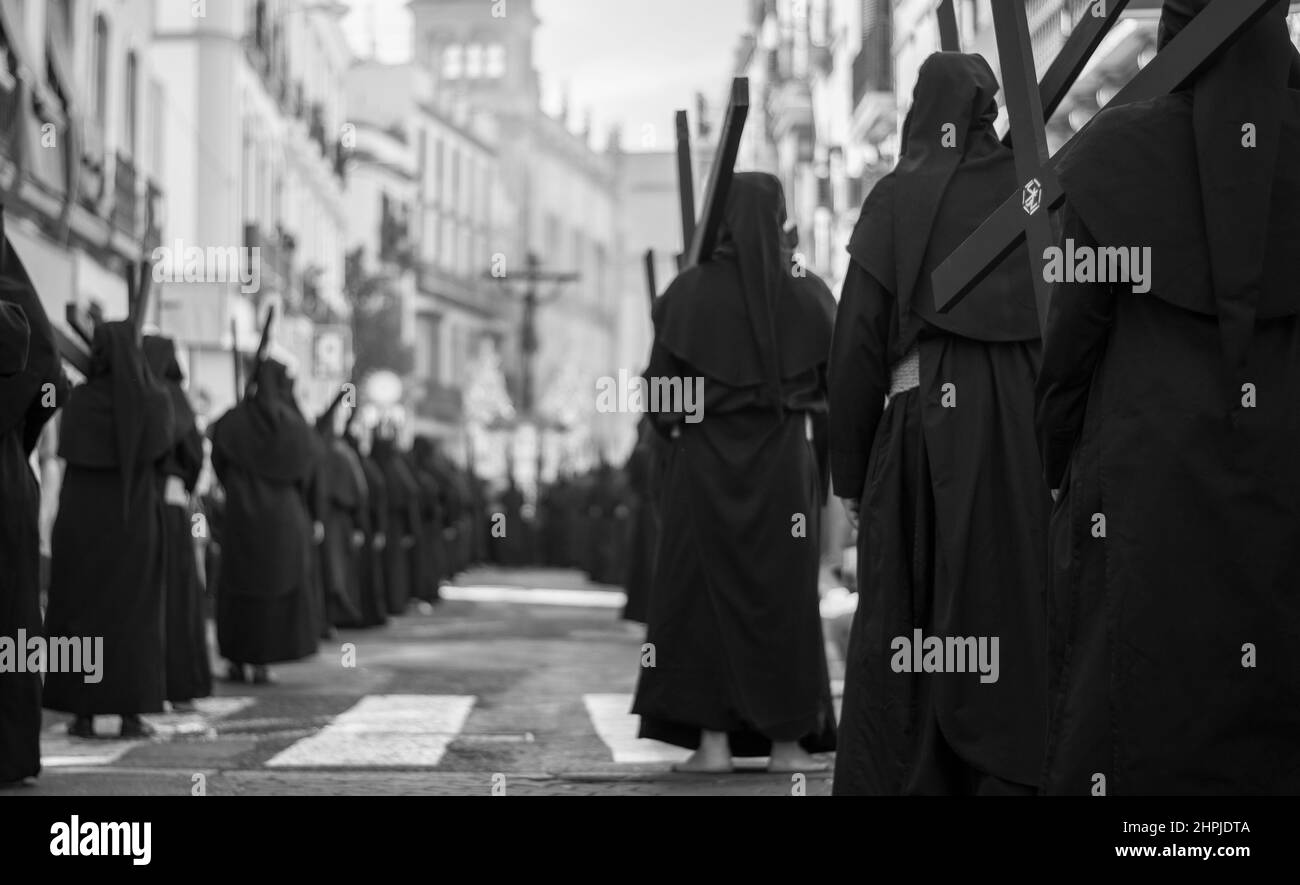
[1022,179,1043,216]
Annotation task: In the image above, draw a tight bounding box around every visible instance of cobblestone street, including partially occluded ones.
[15,569,843,797]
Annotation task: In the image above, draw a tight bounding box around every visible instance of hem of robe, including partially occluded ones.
[637,710,837,757]
[216,589,319,666]
[163,504,213,703]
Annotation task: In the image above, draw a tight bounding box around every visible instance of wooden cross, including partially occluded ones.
[674,112,696,270]
[243,303,277,399]
[643,248,658,310]
[933,0,1282,324]
[937,0,960,52]
[673,77,750,271]
[230,317,243,394]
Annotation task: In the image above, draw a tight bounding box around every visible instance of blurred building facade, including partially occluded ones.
[151,0,352,423]
[0,0,165,365]
[343,59,510,445]
[408,0,632,477]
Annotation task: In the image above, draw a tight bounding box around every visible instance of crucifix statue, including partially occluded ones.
[932,0,1281,329]
[492,251,579,419]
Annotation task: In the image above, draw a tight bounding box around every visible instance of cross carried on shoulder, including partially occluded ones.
[673,78,750,273]
[932,0,1283,332]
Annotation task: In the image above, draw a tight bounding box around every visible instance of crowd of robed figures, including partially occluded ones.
[3,0,1298,796]
[0,292,496,781]
[623,0,1300,793]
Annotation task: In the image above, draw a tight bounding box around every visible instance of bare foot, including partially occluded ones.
[671,730,732,773]
[768,742,829,773]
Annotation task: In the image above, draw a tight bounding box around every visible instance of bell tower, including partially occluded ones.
[408,0,540,115]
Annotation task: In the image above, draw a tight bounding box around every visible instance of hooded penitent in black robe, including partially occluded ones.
[467,474,489,567]
[829,53,1049,795]
[536,479,565,567]
[439,454,472,578]
[345,426,388,628]
[0,247,66,782]
[315,411,369,629]
[498,478,531,567]
[622,417,666,624]
[631,172,838,756]
[371,434,422,615]
[143,335,212,704]
[1036,0,1300,795]
[586,463,629,586]
[410,436,444,600]
[44,322,174,715]
[210,360,319,665]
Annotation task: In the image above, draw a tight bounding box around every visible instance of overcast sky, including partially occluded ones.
[340,0,749,150]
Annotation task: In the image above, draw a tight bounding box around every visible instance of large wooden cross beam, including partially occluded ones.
[674,77,750,271]
[243,303,277,400]
[643,248,658,310]
[230,317,242,394]
[934,0,1281,319]
[992,0,1059,332]
[674,112,696,269]
[937,0,960,52]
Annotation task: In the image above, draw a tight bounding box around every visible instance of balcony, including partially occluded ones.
[144,179,164,246]
[243,222,295,297]
[378,197,412,268]
[111,153,138,236]
[309,104,328,159]
[0,51,19,159]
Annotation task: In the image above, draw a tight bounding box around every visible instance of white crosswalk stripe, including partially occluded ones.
[265,695,475,768]
[583,693,692,764]
[441,585,626,608]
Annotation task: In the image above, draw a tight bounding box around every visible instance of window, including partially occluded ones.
[485,44,505,78]
[417,127,428,187]
[442,45,463,79]
[450,146,460,216]
[465,43,483,79]
[441,216,455,271]
[433,138,443,208]
[149,79,164,173]
[124,51,138,157]
[93,15,109,132]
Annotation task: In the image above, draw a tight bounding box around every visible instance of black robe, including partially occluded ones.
[409,440,445,600]
[44,323,174,715]
[0,283,65,780]
[317,432,368,628]
[143,336,212,704]
[829,53,1048,794]
[372,437,422,614]
[631,172,837,755]
[586,465,629,586]
[210,361,319,665]
[621,419,665,624]
[498,482,531,567]
[1036,3,1300,793]
[345,432,388,628]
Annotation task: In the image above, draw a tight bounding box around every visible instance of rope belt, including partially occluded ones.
[887,344,921,402]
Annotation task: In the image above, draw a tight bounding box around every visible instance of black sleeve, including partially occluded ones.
[828,259,893,501]
[1034,206,1118,489]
